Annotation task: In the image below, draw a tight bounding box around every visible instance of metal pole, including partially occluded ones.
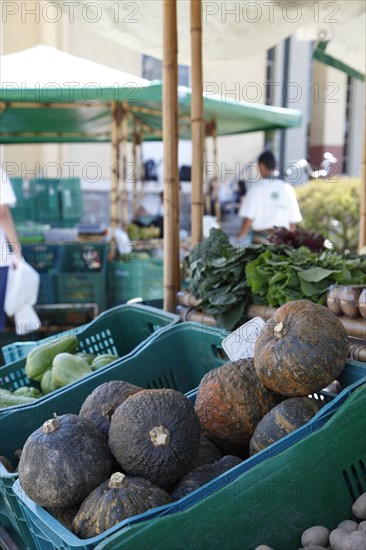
[110,101,122,243]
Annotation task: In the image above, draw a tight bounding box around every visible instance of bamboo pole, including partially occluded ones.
[163,0,179,312]
[358,102,366,253]
[132,124,138,215]
[212,120,221,222]
[120,105,129,227]
[110,101,122,244]
[190,0,204,246]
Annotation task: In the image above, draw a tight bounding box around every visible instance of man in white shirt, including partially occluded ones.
[0,166,22,329]
[236,151,302,244]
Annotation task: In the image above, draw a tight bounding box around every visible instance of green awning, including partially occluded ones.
[0,46,302,144]
[314,42,364,82]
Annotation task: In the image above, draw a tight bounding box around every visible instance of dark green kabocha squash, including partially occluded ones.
[194,359,283,455]
[171,455,242,501]
[72,472,172,538]
[249,397,323,455]
[108,389,201,487]
[79,380,143,437]
[18,414,115,508]
[254,300,349,396]
[188,435,223,471]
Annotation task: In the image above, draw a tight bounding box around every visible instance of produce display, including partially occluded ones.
[0,336,120,408]
[0,299,357,546]
[127,223,161,240]
[184,228,366,330]
[253,300,349,396]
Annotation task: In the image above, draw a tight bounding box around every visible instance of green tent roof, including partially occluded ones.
[0,46,302,144]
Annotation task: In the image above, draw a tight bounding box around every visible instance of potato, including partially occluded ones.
[352,493,366,520]
[359,521,366,533]
[343,530,366,550]
[337,520,358,533]
[301,526,329,547]
[329,528,349,550]
[254,546,274,550]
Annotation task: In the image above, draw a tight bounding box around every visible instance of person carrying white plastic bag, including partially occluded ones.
[4,260,41,335]
[1,165,41,334]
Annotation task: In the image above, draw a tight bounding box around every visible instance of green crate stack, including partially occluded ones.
[10,177,37,225]
[59,178,84,227]
[22,243,62,304]
[55,242,108,310]
[30,178,61,225]
[108,256,164,306]
[29,177,83,227]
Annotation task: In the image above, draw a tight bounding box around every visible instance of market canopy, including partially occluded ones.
[0,46,302,144]
[54,0,365,78]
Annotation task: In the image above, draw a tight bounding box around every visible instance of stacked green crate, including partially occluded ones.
[108,254,163,306]
[10,177,37,224]
[55,242,108,310]
[29,178,83,227]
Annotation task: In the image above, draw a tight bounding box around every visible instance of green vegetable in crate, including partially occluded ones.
[74,352,96,365]
[254,300,350,397]
[18,414,115,508]
[13,386,43,398]
[90,354,119,371]
[25,335,79,381]
[171,455,242,501]
[108,389,201,487]
[51,353,92,387]
[41,370,60,395]
[72,472,172,538]
[79,380,143,438]
[194,359,283,455]
[249,397,323,455]
[0,389,38,408]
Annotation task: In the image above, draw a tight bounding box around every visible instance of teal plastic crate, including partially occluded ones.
[91,382,366,550]
[9,367,366,550]
[2,341,38,365]
[22,243,63,304]
[55,243,108,310]
[59,178,84,225]
[0,304,178,547]
[10,177,37,225]
[30,178,61,224]
[108,256,163,306]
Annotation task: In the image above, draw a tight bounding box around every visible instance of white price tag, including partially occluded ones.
[222,317,265,362]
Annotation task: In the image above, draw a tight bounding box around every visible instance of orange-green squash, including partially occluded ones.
[254,300,349,397]
[194,359,283,455]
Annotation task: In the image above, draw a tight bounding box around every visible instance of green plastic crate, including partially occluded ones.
[9,373,366,550]
[55,242,108,310]
[59,178,84,225]
[0,304,178,547]
[108,256,163,305]
[22,243,62,304]
[10,177,37,224]
[30,178,61,224]
[3,341,366,550]
[90,383,366,550]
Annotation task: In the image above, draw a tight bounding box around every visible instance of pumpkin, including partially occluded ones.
[72,472,172,538]
[171,455,242,501]
[194,359,283,455]
[18,414,115,508]
[249,397,323,455]
[254,300,350,397]
[79,380,143,438]
[188,435,223,471]
[108,389,201,487]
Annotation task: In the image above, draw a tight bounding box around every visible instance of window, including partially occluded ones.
[142,54,190,87]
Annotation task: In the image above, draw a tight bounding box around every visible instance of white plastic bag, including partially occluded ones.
[4,261,41,334]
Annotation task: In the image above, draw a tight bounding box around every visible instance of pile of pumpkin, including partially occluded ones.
[10,300,351,539]
[0,335,119,408]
